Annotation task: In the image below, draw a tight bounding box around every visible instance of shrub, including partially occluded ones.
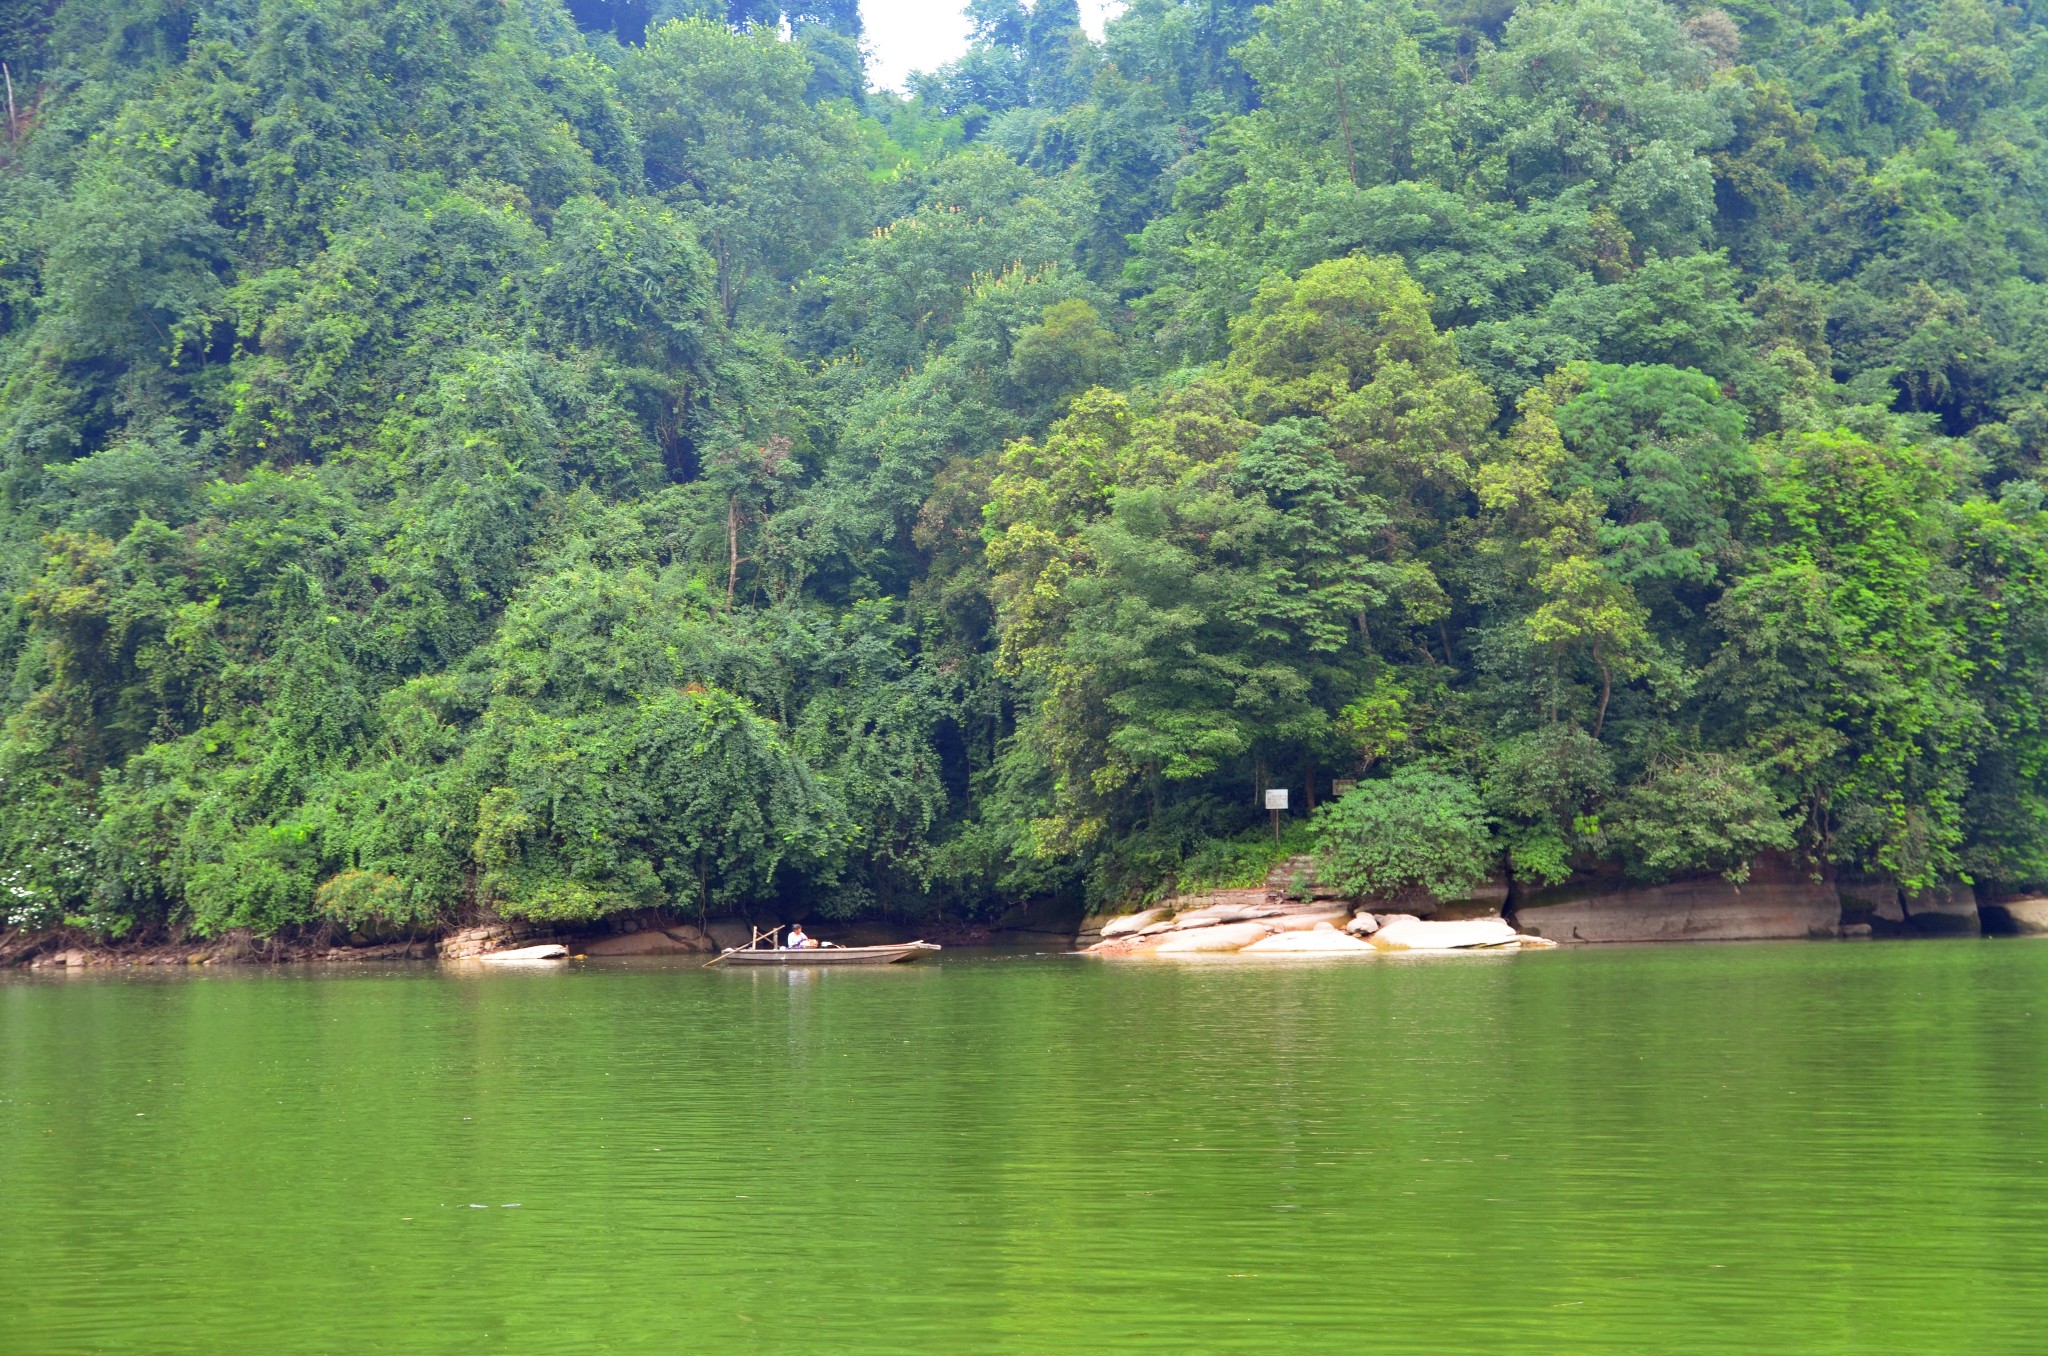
[1600,754,1794,882]
[1311,766,1496,899]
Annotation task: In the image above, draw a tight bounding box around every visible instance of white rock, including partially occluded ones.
[1171,904,1273,929]
[477,943,568,963]
[1370,917,1519,951]
[1263,907,1351,932]
[1100,907,1173,939]
[1242,924,1376,953]
[1345,912,1380,936]
[1152,921,1273,953]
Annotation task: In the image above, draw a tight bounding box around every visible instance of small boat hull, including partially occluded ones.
[712,941,941,967]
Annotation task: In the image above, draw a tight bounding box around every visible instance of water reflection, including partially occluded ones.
[3,942,2046,1354]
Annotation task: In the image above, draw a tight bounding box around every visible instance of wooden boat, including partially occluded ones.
[710,940,940,967]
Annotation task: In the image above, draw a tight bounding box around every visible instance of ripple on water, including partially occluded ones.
[3,940,2047,1353]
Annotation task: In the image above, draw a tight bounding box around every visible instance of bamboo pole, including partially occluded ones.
[702,924,782,967]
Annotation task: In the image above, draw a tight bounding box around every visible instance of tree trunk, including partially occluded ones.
[1333,70,1359,187]
[726,496,741,607]
[1593,647,1613,740]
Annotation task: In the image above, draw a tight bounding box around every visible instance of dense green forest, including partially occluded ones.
[2,0,2046,940]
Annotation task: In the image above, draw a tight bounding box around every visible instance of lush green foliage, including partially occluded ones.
[1312,765,1496,899]
[2,0,2046,939]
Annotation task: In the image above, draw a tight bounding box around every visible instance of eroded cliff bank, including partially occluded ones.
[9,864,2047,970]
[1080,855,2048,958]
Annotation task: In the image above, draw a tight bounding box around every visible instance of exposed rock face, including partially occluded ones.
[989,895,1088,943]
[1241,924,1375,953]
[1261,855,1505,915]
[1371,917,1520,951]
[1903,883,1979,936]
[1263,907,1352,933]
[1100,908,1173,939]
[1429,874,1512,919]
[477,943,568,963]
[439,923,547,960]
[1170,906,1278,929]
[1345,912,1379,936]
[662,924,714,952]
[1152,921,1274,953]
[1513,876,1842,943]
[582,930,695,956]
[703,919,760,951]
[1264,856,1340,899]
[323,940,436,963]
[1170,890,1284,927]
[1981,897,2048,936]
[1838,874,1906,933]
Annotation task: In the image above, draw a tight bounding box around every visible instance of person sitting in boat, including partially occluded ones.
[784,924,818,949]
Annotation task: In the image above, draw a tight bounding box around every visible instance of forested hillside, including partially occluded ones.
[2,0,2046,940]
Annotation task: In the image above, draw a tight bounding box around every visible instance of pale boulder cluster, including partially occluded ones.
[1086,890,1556,958]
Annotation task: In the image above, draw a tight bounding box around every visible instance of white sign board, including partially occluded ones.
[1264,788,1289,811]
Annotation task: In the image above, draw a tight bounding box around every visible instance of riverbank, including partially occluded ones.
[9,861,2048,970]
[0,914,1001,971]
[1080,855,2048,957]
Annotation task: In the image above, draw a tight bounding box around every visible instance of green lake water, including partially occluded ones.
[4,941,2047,1354]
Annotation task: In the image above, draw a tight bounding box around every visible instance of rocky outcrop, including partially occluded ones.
[439,922,549,960]
[1170,890,1287,926]
[1263,907,1352,932]
[1903,883,1979,936]
[1371,916,1518,950]
[1345,912,1379,936]
[1838,874,1907,934]
[1264,856,1342,900]
[1152,921,1276,953]
[1982,897,2048,936]
[1099,907,1173,939]
[322,939,437,963]
[989,895,1088,944]
[1085,893,1564,958]
[1279,854,1512,921]
[1425,874,1512,920]
[703,919,763,951]
[581,928,705,956]
[1241,923,1375,953]
[664,924,715,952]
[1513,873,1841,943]
[477,943,568,963]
